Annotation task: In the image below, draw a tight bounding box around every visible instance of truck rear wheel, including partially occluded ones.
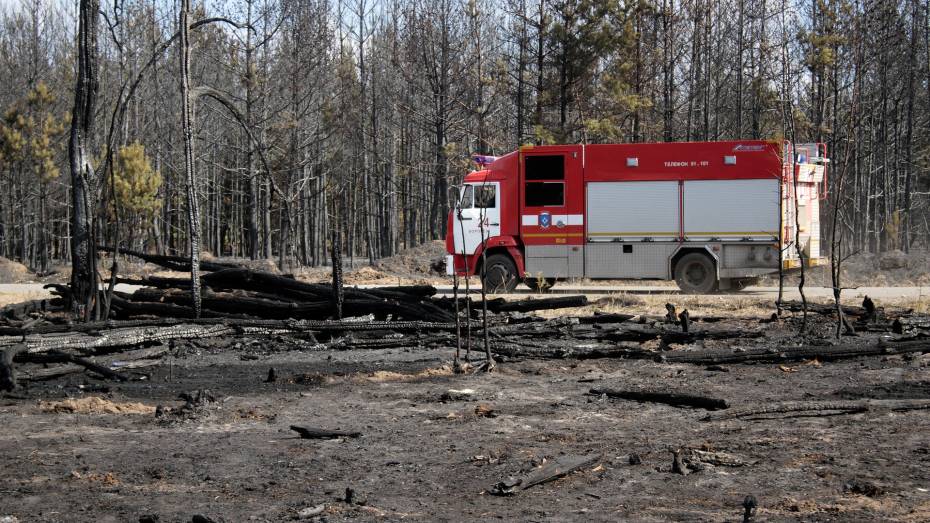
[482,254,518,293]
[674,253,718,294]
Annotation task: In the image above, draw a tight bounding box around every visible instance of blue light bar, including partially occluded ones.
[472,154,498,167]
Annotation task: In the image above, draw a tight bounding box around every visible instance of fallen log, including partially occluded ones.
[490,453,601,495]
[18,346,169,381]
[489,342,652,360]
[116,276,190,289]
[99,245,241,272]
[201,268,437,304]
[0,298,64,320]
[661,338,930,365]
[488,295,588,313]
[702,399,930,421]
[780,300,868,317]
[591,387,729,410]
[290,425,361,439]
[23,349,128,381]
[577,312,636,324]
[0,317,464,354]
[109,294,221,319]
[0,323,236,354]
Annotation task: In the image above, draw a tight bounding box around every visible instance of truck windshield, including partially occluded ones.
[459,184,496,209]
[475,185,496,208]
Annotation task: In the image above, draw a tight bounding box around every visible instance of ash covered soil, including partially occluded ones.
[2,312,930,522]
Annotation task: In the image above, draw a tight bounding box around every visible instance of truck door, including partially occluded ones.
[520,148,584,278]
[451,182,501,256]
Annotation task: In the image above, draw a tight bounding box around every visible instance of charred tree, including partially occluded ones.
[67,0,101,321]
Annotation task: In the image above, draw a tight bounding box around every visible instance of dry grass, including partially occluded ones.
[898,293,930,314]
[0,289,51,307]
[0,257,31,283]
[39,397,156,415]
[533,292,777,319]
[354,365,454,383]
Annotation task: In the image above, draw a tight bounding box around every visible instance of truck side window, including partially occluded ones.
[475,185,496,208]
[524,154,565,207]
[525,182,564,206]
[525,155,564,180]
[459,185,474,208]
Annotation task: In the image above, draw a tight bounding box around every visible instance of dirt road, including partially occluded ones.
[435,284,930,301]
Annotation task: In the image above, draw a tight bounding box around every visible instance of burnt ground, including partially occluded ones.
[1,313,930,522]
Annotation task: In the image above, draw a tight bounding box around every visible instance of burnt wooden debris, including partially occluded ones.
[1,251,929,392]
[490,454,602,495]
[290,425,362,439]
[702,399,930,421]
[591,388,730,410]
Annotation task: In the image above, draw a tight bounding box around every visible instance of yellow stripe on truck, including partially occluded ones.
[522,232,585,238]
[587,231,777,237]
[588,232,679,236]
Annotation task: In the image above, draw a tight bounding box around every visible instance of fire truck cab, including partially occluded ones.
[446,140,827,294]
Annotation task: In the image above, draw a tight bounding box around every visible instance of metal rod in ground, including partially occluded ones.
[457,203,472,360]
[452,252,462,367]
[478,207,493,371]
[449,191,462,367]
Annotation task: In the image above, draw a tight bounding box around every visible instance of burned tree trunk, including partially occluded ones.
[68,0,101,321]
[179,0,202,318]
[331,230,344,320]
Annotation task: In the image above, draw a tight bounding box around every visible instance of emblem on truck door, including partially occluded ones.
[539,211,551,229]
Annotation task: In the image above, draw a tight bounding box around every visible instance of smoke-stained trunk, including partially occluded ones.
[179,0,202,318]
[68,0,101,321]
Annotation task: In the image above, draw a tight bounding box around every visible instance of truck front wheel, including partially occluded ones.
[482,254,519,293]
[674,253,718,294]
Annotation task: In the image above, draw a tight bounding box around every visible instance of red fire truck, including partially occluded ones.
[445,140,827,293]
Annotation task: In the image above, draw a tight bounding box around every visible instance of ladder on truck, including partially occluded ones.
[782,142,828,269]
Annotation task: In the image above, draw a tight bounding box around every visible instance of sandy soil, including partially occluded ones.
[1,309,930,522]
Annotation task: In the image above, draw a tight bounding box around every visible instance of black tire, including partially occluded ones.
[674,253,718,294]
[482,254,519,293]
[524,277,556,293]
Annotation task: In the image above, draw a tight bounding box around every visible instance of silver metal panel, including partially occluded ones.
[568,247,584,278]
[627,244,677,278]
[721,244,779,269]
[525,257,569,278]
[682,179,779,240]
[525,245,570,278]
[526,245,568,258]
[584,243,676,279]
[584,244,620,278]
[587,182,680,241]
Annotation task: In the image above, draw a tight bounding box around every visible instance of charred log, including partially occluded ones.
[488,295,588,313]
[591,387,729,410]
[490,454,601,495]
[98,245,240,272]
[290,425,361,439]
[702,399,930,421]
